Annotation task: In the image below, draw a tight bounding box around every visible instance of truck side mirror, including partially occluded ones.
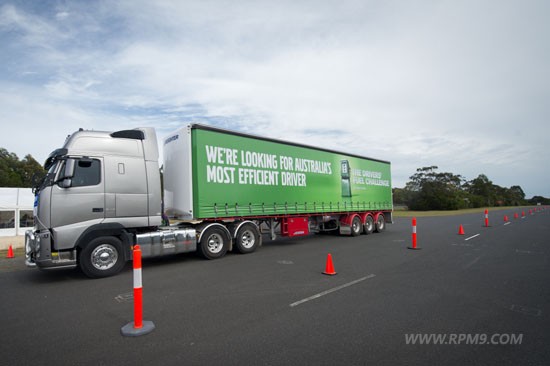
[59,178,72,189]
[56,159,76,188]
[61,159,76,179]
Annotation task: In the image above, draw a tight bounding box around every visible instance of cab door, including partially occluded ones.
[50,157,105,250]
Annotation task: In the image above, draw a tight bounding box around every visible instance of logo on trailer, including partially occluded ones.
[164,134,179,145]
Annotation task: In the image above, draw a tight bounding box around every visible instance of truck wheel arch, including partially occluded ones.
[339,214,362,236]
[75,223,134,262]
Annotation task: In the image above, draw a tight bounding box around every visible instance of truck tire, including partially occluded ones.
[79,236,125,278]
[364,215,374,234]
[199,226,229,259]
[375,214,386,233]
[234,223,260,254]
[351,216,362,237]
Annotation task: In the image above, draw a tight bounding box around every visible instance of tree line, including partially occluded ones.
[1,149,548,208]
[393,166,548,210]
[0,148,45,187]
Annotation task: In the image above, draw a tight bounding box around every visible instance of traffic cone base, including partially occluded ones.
[121,320,155,337]
[458,225,465,235]
[407,246,422,250]
[322,254,337,275]
[7,245,14,259]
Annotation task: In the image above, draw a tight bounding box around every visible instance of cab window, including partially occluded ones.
[72,159,101,187]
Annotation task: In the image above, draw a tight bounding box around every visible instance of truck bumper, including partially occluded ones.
[25,230,77,270]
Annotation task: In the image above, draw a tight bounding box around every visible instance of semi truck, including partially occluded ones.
[26,124,392,278]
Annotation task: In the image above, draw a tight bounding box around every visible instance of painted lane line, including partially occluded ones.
[464,256,482,269]
[115,292,133,303]
[464,234,481,241]
[509,304,542,317]
[504,222,512,226]
[290,274,376,308]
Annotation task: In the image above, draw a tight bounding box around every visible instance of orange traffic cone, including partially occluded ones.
[458,225,465,235]
[323,253,337,275]
[6,245,14,259]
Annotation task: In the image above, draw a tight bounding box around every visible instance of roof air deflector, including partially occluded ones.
[111,130,145,140]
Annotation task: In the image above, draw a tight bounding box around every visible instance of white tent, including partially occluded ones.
[0,188,34,236]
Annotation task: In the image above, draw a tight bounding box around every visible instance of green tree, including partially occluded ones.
[404,166,467,210]
[0,148,23,186]
[467,174,495,207]
[20,154,45,187]
[0,148,45,187]
[507,185,526,206]
[399,166,529,210]
[392,187,409,205]
[528,196,549,205]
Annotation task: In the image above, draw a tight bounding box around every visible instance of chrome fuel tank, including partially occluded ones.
[136,228,196,258]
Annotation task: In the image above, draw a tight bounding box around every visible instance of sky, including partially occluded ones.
[0,0,548,197]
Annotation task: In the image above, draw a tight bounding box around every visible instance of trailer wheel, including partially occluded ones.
[351,216,362,237]
[375,214,386,233]
[235,223,260,254]
[79,236,125,278]
[199,226,228,259]
[364,215,374,234]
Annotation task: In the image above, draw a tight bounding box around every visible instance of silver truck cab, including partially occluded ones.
[26,128,163,277]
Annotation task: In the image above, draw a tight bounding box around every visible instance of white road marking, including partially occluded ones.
[464,234,481,241]
[115,292,133,303]
[464,256,482,269]
[509,305,542,317]
[290,274,376,308]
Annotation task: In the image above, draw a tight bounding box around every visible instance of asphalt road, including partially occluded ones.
[1,208,549,366]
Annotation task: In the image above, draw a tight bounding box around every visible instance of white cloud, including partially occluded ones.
[0,0,548,197]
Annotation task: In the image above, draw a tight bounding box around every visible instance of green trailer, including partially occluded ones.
[164,124,392,242]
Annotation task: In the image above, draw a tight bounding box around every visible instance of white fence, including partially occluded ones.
[0,188,34,237]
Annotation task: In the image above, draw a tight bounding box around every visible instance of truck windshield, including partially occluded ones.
[32,149,66,194]
[31,162,58,194]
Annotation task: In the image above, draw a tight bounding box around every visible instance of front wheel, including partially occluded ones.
[79,236,126,278]
[199,226,229,259]
[234,223,260,254]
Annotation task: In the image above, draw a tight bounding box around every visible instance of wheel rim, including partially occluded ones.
[378,217,385,230]
[352,219,361,234]
[366,218,373,231]
[91,244,118,271]
[207,233,224,254]
[239,230,256,249]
